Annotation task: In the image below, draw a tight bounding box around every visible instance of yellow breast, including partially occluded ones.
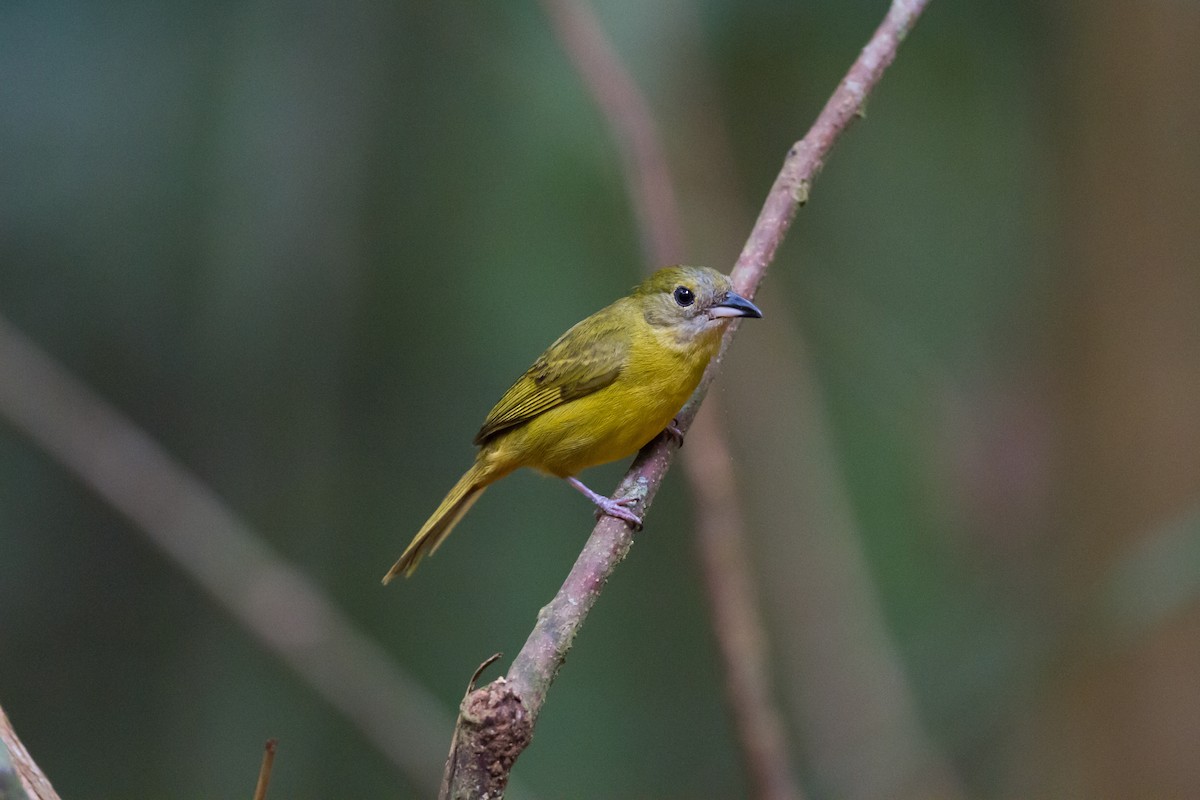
[485,323,722,478]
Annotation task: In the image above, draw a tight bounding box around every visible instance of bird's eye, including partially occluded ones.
[673,286,695,307]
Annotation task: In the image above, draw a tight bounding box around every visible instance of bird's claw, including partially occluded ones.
[593,495,644,531]
[662,419,685,448]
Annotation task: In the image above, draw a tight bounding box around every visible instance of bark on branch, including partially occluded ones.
[0,705,60,800]
[441,1,932,796]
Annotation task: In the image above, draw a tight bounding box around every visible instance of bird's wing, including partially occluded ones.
[474,307,630,446]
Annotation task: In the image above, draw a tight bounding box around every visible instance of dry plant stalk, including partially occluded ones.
[252,739,278,800]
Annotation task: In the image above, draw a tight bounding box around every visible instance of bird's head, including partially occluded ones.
[633,265,762,342]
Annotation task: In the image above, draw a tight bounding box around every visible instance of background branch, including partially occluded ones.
[444,1,932,795]
[251,739,278,800]
[541,1,802,797]
[664,8,965,796]
[538,0,683,268]
[0,316,460,797]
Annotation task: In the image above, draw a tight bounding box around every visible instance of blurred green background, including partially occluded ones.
[3,0,1199,797]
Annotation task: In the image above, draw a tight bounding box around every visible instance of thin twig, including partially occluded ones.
[444,1,933,795]
[252,739,278,800]
[0,316,457,796]
[541,1,802,797]
[0,704,60,800]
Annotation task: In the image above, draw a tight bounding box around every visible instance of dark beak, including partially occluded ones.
[710,290,763,319]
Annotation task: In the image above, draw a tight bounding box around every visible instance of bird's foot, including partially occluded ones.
[592,495,644,530]
[567,477,644,530]
[662,418,685,447]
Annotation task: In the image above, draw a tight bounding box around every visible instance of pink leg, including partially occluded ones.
[566,477,644,529]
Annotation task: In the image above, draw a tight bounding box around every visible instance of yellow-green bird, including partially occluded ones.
[382,265,762,583]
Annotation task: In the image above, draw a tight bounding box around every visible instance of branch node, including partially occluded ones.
[793,179,812,207]
[443,681,532,800]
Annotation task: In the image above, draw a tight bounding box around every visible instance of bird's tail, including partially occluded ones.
[382,461,491,583]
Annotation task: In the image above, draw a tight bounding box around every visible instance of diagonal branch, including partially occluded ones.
[540,1,802,798]
[0,704,60,800]
[442,1,932,796]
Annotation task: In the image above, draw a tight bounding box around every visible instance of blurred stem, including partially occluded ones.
[724,319,965,799]
[0,316,459,797]
[0,704,59,800]
[442,1,933,797]
[540,1,801,798]
[666,6,965,794]
[683,405,803,800]
[251,739,278,800]
[538,0,683,268]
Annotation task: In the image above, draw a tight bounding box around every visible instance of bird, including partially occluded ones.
[382,265,762,583]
